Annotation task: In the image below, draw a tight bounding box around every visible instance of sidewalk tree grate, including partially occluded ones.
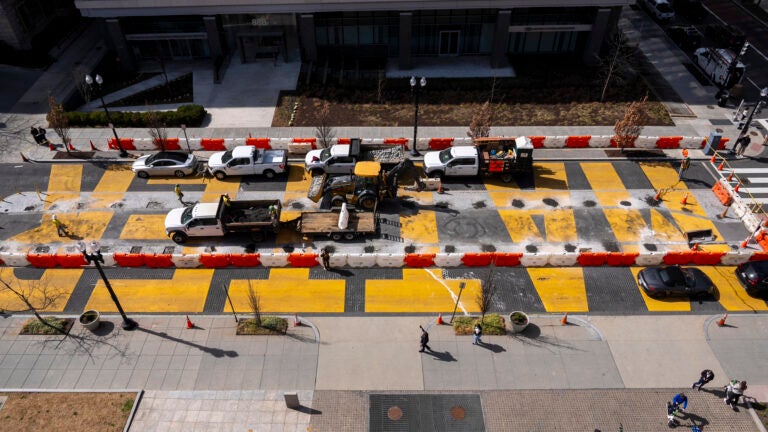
[370,394,484,432]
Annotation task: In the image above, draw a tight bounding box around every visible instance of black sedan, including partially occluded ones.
[637,266,715,298]
[735,261,768,296]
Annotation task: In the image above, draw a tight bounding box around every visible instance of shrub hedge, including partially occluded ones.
[65,104,207,128]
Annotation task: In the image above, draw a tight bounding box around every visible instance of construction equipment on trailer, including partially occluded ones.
[297,203,378,240]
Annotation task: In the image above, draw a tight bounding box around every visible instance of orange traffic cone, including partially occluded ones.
[717,161,725,171]
[68,142,76,151]
[740,236,750,248]
[690,243,699,251]
[727,172,734,182]
[710,154,716,163]
[560,312,568,326]
[294,313,301,327]
[48,142,55,151]
[681,193,689,205]
[437,182,444,194]
[20,152,30,163]
[185,315,194,329]
[734,183,740,193]
[717,313,728,327]
[654,190,662,201]
[436,312,444,325]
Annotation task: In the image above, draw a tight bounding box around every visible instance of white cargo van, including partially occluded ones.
[693,47,746,89]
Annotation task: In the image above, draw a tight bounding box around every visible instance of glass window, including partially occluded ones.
[359,25,373,44]
[479,23,495,53]
[538,32,556,53]
[343,25,358,45]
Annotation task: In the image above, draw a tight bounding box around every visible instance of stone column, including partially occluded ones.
[203,16,223,60]
[399,12,412,70]
[105,19,135,72]
[298,14,317,62]
[491,10,511,68]
[582,8,612,66]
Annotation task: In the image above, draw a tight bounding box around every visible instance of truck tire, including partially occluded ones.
[358,194,376,210]
[344,233,355,240]
[501,173,514,183]
[170,232,187,244]
[137,171,149,179]
[331,232,343,241]
[311,168,324,177]
[428,171,443,180]
[214,171,227,180]
[174,170,186,178]
[331,195,346,207]
[263,169,276,179]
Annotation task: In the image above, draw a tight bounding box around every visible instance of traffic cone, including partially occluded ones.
[437,182,444,194]
[185,315,194,329]
[717,313,728,327]
[436,312,444,325]
[654,190,662,201]
[681,193,689,205]
[727,172,734,182]
[89,140,99,151]
[740,236,750,248]
[560,312,568,326]
[733,183,740,193]
[294,313,301,327]
[710,154,716,163]
[690,243,698,251]
[20,152,30,163]
[717,161,725,171]
[68,142,76,151]
[49,142,55,151]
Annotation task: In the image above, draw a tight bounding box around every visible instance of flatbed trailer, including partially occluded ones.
[297,208,378,240]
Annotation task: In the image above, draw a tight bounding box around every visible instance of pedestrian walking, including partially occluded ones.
[37,127,48,145]
[473,323,482,345]
[174,184,184,203]
[736,136,751,156]
[671,392,688,412]
[692,369,714,391]
[30,127,41,144]
[725,380,747,407]
[419,325,431,352]
[678,156,691,180]
[51,214,67,237]
[320,247,331,270]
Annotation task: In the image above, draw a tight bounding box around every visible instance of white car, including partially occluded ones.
[132,151,198,178]
[643,0,675,20]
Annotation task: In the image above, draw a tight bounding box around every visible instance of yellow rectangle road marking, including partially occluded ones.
[93,168,134,193]
[639,162,684,192]
[629,267,691,312]
[497,210,543,243]
[45,165,83,210]
[400,211,438,245]
[120,214,168,240]
[543,209,577,243]
[697,266,768,312]
[11,211,113,243]
[604,208,647,243]
[534,163,568,190]
[668,212,729,252]
[229,268,345,313]
[85,269,213,312]
[527,268,588,312]
[0,268,82,312]
[581,162,624,191]
[148,177,207,185]
[286,163,312,192]
[650,209,686,244]
[201,179,240,202]
[366,269,481,313]
[488,190,571,209]
[594,191,632,208]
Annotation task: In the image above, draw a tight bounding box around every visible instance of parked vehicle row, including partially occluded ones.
[131,146,288,179]
[637,264,768,299]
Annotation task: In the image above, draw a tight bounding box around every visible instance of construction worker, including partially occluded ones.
[174,184,184,203]
[320,248,331,270]
[268,203,278,221]
[51,214,67,237]
[678,156,691,180]
[222,193,231,207]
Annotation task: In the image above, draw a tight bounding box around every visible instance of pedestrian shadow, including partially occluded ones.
[510,324,584,352]
[138,327,238,358]
[326,268,353,277]
[477,342,506,353]
[676,411,709,429]
[425,350,456,362]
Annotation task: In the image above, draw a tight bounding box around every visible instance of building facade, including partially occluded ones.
[74,0,630,71]
[0,0,79,51]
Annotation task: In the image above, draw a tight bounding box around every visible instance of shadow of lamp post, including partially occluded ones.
[409,76,426,157]
[79,241,138,331]
[84,74,128,158]
[180,124,191,153]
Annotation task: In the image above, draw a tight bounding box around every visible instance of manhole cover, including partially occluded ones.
[387,406,403,421]
[450,406,465,420]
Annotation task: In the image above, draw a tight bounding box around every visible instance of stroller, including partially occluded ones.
[666,402,701,431]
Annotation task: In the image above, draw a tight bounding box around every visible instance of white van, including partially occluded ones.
[693,47,746,89]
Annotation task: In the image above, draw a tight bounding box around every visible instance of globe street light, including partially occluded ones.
[84,74,128,158]
[79,241,138,330]
[409,76,427,157]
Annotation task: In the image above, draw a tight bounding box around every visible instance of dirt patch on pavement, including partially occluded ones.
[0,392,135,431]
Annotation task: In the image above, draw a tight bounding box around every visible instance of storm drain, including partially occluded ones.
[369,394,484,432]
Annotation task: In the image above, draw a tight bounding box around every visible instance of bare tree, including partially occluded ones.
[1,273,67,334]
[467,101,494,139]
[247,283,262,327]
[315,101,335,148]
[376,71,387,104]
[146,106,168,151]
[596,31,637,103]
[475,265,498,320]
[613,95,649,153]
[47,95,71,154]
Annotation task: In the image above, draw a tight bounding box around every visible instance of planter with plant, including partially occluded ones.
[509,311,529,333]
[235,285,288,335]
[452,313,506,335]
[79,310,101,331]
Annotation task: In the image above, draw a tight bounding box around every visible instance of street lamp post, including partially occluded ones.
[409,76,426,157]
[85,74,128,158]
[180,124,191,153]
[737,87,768,142]
[79,241,138,330]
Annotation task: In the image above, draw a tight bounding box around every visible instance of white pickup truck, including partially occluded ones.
[207,146,287,180]
[423,136,534,183]
[304,138,405,175]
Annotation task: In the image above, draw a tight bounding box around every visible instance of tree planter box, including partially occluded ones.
[79,310,101,331]
[509,311,529,333]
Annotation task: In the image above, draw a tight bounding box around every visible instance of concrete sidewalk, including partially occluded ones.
[1,313,766,430]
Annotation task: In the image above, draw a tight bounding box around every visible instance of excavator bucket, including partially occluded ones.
[307,174,327,203]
